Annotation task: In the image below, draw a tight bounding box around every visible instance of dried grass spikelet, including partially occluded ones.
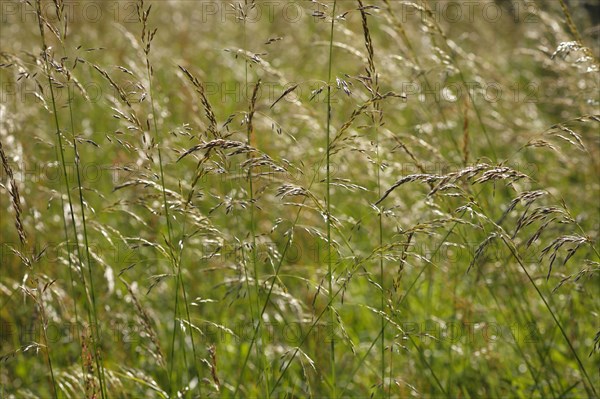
[177,139,248,160]
[247,79,261,148]
[541,235,590,280]
[207,344,221,390]
[121,278,165,366]
[462,99,470,165]
[0,139,27,245]
[179,65,219,138]
[376,163,530,205]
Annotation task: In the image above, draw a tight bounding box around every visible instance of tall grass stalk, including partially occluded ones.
[36,285,58,399]
[420,1,498,160]
[357,2,386,394]
[356,2,389,394]
[135,1,201,395]
[338,215,465,397]
[267,93,397,392]
[71,57,108,399]
[34,1,106,397]
[243,2,270,394]
[501,236,598,397]
[231,4,270,395]
[63,84,86,384]
[326,2,337,396]
[237,92,386,393]
[233,120,342,395]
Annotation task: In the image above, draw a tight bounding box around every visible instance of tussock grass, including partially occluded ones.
[1,0,599,398]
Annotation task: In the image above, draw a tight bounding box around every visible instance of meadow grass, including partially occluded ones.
[0,0,599,397]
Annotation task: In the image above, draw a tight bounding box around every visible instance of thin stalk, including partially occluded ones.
[175,214,201,396]
[269,248,391,395]
[148,69,197,398]
[235,80,388,398]
[379,194,385,398]
[135,3,202,394]
[72,80,109,399]
[56,162,84,376]
[473,197,596,396]
[52,1,87,386]
[382,0,461,157]
[326,2,337,397]
[233,184,313,397]
[421,0,497,161]
[357,2,386,393]
[38,289,58,399]
[53,87,102,399]
[483,274,546,396]
[243,4,269,394]
[338,214,467,397]
[164,149,179,394]
[235,124,353,395]
[501,236,598,397]
[34,2,106,397]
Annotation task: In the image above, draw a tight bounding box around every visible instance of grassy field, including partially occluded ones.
[1,0,599,397]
